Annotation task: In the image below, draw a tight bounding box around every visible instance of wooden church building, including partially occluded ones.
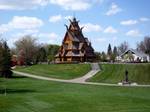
[55,17,95,63]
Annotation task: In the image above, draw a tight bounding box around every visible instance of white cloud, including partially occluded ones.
[7,32,28,47]
[81,23,102,32]
[104,26,118,33]
[96,38,107,42]
[8,32,60,47]
[0,0,49,10]
[0,24,9,33]
[112,36,117,41]
[126,30,142,37]
[49,15,63,23]
[37,32,60,43]
[120,20,138,26]
[0,0,104,11]
[9,16,43,29]
[0,16,43,33]
[112,36,117,44]
[64,16,73,20]
[139,17,149,22]
[24,29,39,34]
[38,32,59,39]
[106,3,122,16]
[120,17,149,26]
[50,0,91,11]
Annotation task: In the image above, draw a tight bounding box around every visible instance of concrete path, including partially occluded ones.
[69,63,100,83]
[13,63,150,87]
[13,63,99,83]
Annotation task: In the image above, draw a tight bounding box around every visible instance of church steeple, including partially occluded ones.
[69,17,80,32]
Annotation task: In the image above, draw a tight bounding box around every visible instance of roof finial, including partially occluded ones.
[73,12,76,18]
[72,12,77,22]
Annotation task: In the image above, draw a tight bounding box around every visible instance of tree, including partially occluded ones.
[101,51,107,62]
[107,44,112,61]
[95,52,101,61]
[113,46,118,56]
[118,41,129,54]
[15,35,39,65]
[0,40,12,78]
[137,36,150,56]
[17,49,25,65]
[46,44,60,62]
[112,46,118,62]
[38,47,47,63]
[47,44,60,56]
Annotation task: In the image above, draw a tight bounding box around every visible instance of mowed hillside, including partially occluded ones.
[15,64,91,79]
[89,64,150,84]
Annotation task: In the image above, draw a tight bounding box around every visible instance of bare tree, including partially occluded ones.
[118,41,129,54]
[137,36,150,56]
[14,35,39,65]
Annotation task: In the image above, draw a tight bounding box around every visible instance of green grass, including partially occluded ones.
[0,75,150,112]
[89,63,150,84]
[15,64,91,79]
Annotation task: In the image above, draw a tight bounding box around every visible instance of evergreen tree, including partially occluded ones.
[0,40,12,78]
[107,44,112,61]
[112,46,118,62]
[113,46,118,56]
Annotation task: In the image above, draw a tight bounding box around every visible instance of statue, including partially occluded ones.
[122,69,130,85]
[125,69,128,82]
[118,69,137,86]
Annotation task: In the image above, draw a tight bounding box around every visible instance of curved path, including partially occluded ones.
[69,63,100,83]
[13,63,150,87]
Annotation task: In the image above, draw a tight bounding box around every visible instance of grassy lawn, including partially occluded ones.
[0,75,150,112]
[15,64,91,79]
[89,63,150,84]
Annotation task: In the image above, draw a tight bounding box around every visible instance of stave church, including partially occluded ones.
[55,17,95,63]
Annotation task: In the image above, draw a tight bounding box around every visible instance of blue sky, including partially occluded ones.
[0,0,150,52]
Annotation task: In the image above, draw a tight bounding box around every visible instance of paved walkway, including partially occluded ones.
[69,63,100,83]
[13,63,150,87]
[13,63,99,83]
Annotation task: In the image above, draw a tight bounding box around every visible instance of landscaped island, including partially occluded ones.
[15,64,91,79]
[89,63,150,84]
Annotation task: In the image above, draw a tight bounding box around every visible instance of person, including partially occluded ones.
[125,69,128,82]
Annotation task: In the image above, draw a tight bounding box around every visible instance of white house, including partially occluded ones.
[116,49,150,62]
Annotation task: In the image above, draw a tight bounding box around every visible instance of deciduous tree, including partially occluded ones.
[14,35,38,65]
[137,36,150,56]
[118,41,129,54]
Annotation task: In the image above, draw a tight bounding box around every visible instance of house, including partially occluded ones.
[11,55,17,66]
[11,49,25,66]
[116,49,150,62]
[55,17,95,63]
